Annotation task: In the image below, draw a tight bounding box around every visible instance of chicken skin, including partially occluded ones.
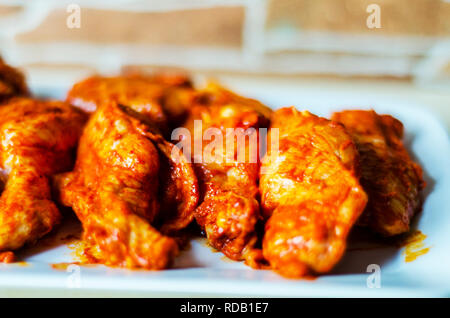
[57,102,168,268]
[66,74,194,133]
[65,74,199,231]
[260,108,368,277]
[0,57,28,102]
[56,94,198,268]
[179,83,272,261]
[0,98,86,252]
[150,128,199,234]
[332,110,425,236]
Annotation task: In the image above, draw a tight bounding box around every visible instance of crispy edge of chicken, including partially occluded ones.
[260,107,368,278]
[179,83,272,261]
[0,98,86,252]
[332,110,425,236]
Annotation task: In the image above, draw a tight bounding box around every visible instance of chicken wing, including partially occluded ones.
[332,110,425,236]
[56,102,170,268]
[260,108,367,277]
[66,74,194,133]
[0,98,85,252]
[0,57,28,102]
[58,72,199,268]
[66,75,198,232]
[179,83,272,261]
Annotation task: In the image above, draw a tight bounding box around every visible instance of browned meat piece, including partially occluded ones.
[260,108,367,277]
[66,74,194,133]
[332,110,425,236]
[57,75,198,269]
[0,98,85,251]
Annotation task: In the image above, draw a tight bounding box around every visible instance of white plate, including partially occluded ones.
[1,81,449,297]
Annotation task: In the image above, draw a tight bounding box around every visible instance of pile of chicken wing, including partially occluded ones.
[0,58,425,277]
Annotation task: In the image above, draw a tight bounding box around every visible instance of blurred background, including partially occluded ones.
[0,0,449,128]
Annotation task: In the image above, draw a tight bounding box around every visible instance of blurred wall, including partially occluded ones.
[0,0,449,86]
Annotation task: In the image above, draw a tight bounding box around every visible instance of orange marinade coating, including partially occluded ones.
[56,101,186,269]
[148,130,199,234]
[332,110,425,236]
[0,98,86,252]
[180,83,272,261]
[260,108,368,278]
[0,251,15,263]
